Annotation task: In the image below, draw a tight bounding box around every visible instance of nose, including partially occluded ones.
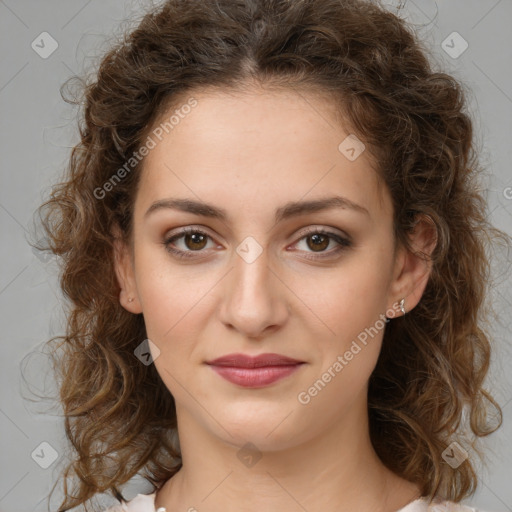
[218,245,289,339]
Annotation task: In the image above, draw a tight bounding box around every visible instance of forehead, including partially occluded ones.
[136,86,390,221]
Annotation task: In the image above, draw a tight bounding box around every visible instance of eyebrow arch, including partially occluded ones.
[144,195,370,222]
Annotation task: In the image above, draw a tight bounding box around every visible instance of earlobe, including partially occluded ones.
[112,228,143,314]
[388,214,437,316]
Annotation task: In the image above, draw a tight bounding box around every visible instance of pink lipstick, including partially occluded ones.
[205,353,305,388]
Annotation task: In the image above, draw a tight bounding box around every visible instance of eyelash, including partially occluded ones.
[162,226,352,261]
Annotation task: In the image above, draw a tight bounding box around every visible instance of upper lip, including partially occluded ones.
[206,353,304,368]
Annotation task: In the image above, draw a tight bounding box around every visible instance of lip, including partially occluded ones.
[206,352,304,367]
[205,353,305,388]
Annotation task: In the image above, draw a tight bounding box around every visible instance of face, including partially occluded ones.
[115,86,431,451]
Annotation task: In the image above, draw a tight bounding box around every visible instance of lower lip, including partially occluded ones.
[208,364,304,388]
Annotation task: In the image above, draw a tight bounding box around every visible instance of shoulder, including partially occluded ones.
[426,497,493,512]
[102,492,160,512]
[101,504,128,512]
[101,494,496,512]
[400,497,494,512]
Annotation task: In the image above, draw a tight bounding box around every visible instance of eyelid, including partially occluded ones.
[163,225,216,242]
[162,225,352,260]
[163,224,350,243]
[294,225,352,243]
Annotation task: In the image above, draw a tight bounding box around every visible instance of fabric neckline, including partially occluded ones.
[132,492,431,512]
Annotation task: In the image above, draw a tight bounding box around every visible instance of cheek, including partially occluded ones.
[138,270,204,343]
[292,269,390,422]
[135,262,208,396]
[133,245,199,343]
[292,260,391,342]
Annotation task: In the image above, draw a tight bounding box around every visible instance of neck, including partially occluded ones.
[155,392,421,512]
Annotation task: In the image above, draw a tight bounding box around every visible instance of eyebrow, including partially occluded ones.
[144,195,370,223]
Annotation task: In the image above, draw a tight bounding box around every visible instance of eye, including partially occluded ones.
[163,227,216,259]
[291,227,352,261]
[162,226,352,261]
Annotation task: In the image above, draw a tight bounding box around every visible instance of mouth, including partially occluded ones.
[205,353,305,388]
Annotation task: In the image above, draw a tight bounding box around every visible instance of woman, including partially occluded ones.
[37,0,509,511]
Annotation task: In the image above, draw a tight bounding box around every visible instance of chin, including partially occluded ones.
[214,411,310,452]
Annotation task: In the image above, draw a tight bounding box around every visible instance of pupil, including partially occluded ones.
[309,234,328,251]
[187,233,206,250]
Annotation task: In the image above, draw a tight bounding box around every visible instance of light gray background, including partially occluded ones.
[1,1,511,511]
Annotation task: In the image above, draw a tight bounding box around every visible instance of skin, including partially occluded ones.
[114,84,436,512]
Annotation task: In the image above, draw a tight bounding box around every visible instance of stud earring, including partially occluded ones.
[128,297,134,303]
[399,298,405,315]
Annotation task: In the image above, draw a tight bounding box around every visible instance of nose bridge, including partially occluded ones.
[234,241,271,301]
[220,236,287,336]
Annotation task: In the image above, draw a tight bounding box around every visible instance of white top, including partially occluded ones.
[101,492,493,511]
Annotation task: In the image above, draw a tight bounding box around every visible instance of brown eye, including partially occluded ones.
[183,232,208,251]
[163,227,215,259]
[306,233,330,252]
[163,226,352,262]
[293,228,352,261]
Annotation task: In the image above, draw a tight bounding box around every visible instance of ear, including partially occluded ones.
[112,224,143,314]
[387,214,437,317]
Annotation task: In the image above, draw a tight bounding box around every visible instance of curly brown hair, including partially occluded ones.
[35,0,510,510]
